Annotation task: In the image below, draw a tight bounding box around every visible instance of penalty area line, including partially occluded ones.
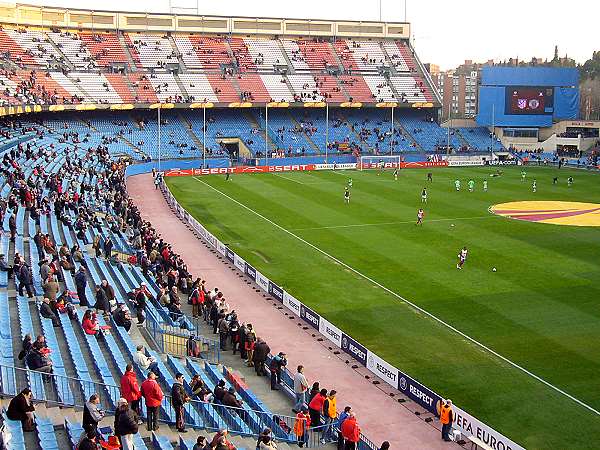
[191,175,600,417]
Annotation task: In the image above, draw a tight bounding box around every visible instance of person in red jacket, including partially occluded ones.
[341,413,360,450]
[81,310,99,336]
[140,371,163,431]
[308,388,327,427]
[120,364,142,417]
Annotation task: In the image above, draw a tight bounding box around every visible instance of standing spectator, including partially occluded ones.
[269,352,287,390]
[337,406,352,450]
[308,388,327,427]
[103,235,113,258]
[75,266,88,307]
[82,393,105,437]
[8,213,16,241]
[308,382,320,404]
[340,413,360,450]
[218,314,229,350]
[293,365,309,413]
[120,364,142,417]
[244,324,256,366]
[115,398,138,450]
[253,337,270,376]
[6,388,36,431]
[141,371,163,431]
[42,274,59,302]
[171,372,189,433]
[16,262,34,298]
[94,285,110,315]
[293,406,311,448]
[437,399,454,442]
[322,390,338,443]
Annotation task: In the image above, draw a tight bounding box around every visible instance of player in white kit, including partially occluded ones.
[456,246,468,269]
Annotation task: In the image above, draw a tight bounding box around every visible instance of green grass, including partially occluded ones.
[166,166,600,449]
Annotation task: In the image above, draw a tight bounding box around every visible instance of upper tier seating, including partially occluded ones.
[2,28,65,68]
[79,31,130,66]
[47,31,96,69]
[176,35,233,70]
[127,33,177,69]
[177,74,219,102]
[260,75,294,102]
[244,38,287,71]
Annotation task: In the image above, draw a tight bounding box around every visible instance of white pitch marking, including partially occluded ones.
[191,176,600,417]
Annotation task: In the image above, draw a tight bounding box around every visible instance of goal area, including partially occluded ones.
[358,155,402,171]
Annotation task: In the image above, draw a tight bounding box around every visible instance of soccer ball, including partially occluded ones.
[492,267,497,272]
[450,224,455,227]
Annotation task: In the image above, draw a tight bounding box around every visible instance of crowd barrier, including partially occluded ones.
[161,173,526,450]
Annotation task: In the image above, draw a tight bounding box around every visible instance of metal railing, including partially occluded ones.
[144,305,221,363]
[0,363,331,446]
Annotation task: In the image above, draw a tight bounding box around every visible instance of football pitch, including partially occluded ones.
[165,165,600,449]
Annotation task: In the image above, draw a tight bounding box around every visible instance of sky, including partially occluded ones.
[22,0,599,70]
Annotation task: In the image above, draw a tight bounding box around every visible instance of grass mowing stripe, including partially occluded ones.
[191,175,600,417]
[290,215,494,231]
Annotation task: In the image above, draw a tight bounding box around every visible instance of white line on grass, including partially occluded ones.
[271,173,307,185]
[191,176,600,417]
[291,216,493,231]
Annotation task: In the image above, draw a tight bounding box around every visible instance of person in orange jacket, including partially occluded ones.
[437,399,454,442]
[340,413,360,450]
[294,406,311,448]
[140,371,163,431]
[120,364,142,417]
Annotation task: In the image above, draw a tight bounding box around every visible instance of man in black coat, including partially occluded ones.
[113,304,132,332]
[16,262,34,298]
[75,266,88,307]
[253,338,271,376]
[171,373,189,433]
[33,230,45,258]
[7,388,36,431]
[94,285,110,315]
[8,213,16,241]
[40,297,60,327]
[114,398,138,448]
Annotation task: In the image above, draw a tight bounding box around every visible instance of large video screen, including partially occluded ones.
[505,87,554,115]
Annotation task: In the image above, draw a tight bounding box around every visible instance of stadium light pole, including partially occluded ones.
[325,102,329,164]
[390,105,394,156]
[202,104,206,168]
[446,102,451,156]
[157,105,161,173]
[490,103,495,161]
[265,104,269,166]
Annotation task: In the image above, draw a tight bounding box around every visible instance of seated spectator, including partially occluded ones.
[18,334,32,361]
[113,303,132,332]
[81,309,100,336]
[77,426,100,450]
[0,253,13,278]
[211,429,235,450]
[189,374,212,401]
[193,436,210,450]
[6,388,36,431]
[135,345,159,375]
[25,345,53,377]
[222,387,242,409]
[259,435,277,450]
[40,297,60,327]
[213,379,226,403]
